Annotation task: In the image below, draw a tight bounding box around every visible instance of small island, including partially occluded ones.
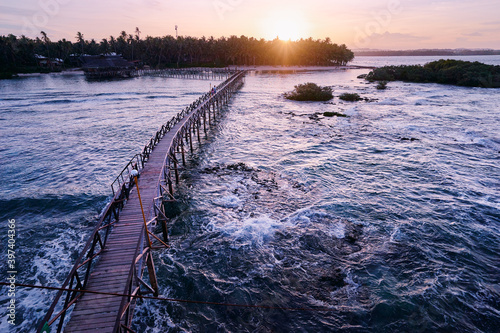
[284,82,333,101]
[365,59,500,88]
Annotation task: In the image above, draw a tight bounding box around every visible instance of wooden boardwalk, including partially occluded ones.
[64,126,173,332]
[40,71,246,333]
[136,67,233,80]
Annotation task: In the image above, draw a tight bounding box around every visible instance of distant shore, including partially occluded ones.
[229,65,376,71]
[354,49,500,57]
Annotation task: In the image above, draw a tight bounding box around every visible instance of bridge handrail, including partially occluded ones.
[155,70,246,208]
[114,71,246,330]
[111,154,146,196]
[134,67,235,80]
[40,70,245,333]
[39,166,137,331]
[137,70,240,170]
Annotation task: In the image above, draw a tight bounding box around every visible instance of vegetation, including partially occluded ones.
[284,83,333,101]
[376,81,388,90]
[366,59,500,88]
[0,31,354,77]
[323,111,347,117]
[339,93,362,101]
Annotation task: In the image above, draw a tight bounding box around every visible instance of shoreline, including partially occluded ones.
[12,66,374,78]
[229,65,376,72]
[10,65,375,79]
[15,69,84,77]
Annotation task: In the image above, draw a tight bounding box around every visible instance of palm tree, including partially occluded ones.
[100,38,110,54]
[128,34,135,59]
[117,31,128,56]
[40,31,52,69]
[3,35,18,70]
[176,36,184,67]
[40,31,50,57]
[109,35,117,54]
[56,38,72,65]
[75,32,85,54]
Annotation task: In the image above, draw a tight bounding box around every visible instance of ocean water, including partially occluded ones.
[1,58,499,332]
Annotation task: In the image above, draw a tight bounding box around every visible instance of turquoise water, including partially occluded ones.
[1,60,499,332]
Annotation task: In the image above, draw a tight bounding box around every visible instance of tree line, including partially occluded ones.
[0,30,354,77]
[366,59,500,88]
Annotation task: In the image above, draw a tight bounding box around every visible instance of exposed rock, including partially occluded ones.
[201,163,256,174]
[226,162,255,172]
[344,223,363,244]
[323,111,348,117]
[319,268,347,288]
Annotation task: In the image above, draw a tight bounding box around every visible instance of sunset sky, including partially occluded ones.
[1,0,499,50]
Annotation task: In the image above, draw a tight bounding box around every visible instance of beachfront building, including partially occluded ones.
[80,54,136,79]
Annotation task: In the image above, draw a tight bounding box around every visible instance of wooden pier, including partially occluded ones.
[136,67,234,80]
[40,71,246,332]
[84,65,234,80]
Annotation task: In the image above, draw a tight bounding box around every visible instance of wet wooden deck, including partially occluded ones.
[65,107,200,332]
[54,71,245,333]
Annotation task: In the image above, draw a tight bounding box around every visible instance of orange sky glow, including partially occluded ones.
[1,0,500,49]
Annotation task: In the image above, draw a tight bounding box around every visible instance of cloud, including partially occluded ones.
[354,31,429,49]
[0,23,24,32]
[0,5,34,17]
[482,20,500,25]
[373,32,427,41]
[462,32,483,37]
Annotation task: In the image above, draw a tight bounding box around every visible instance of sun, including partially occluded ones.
[261,10,309,41]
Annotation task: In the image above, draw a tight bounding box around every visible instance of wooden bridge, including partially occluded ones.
[39,70,246,332]
[136,67,234,80]
[85,66,233,80]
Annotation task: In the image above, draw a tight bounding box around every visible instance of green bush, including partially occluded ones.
[339,93,362,101]
[376,81,388,90]
[366,60,500,88]
[284,82,333,101]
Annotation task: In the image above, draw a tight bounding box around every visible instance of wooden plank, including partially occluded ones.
[65,322,116,333]
[72,309,116,323]
[72,295,125,304]
[66,304,123,317]
[65,72,243,331]
[87,270,130,278]
[108,228,143,233]
[84,280,127,288]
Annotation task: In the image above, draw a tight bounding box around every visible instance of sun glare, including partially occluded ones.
[261,11,309,41]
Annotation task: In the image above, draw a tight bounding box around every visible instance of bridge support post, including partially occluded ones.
[172,154,180,184]
[146,251,159,297]
[156,202,169,243]
[180,141,186,166]
[160,218,169,243]
[188,125,194,153]
[197,119,201,143]
[203,110,207,134]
